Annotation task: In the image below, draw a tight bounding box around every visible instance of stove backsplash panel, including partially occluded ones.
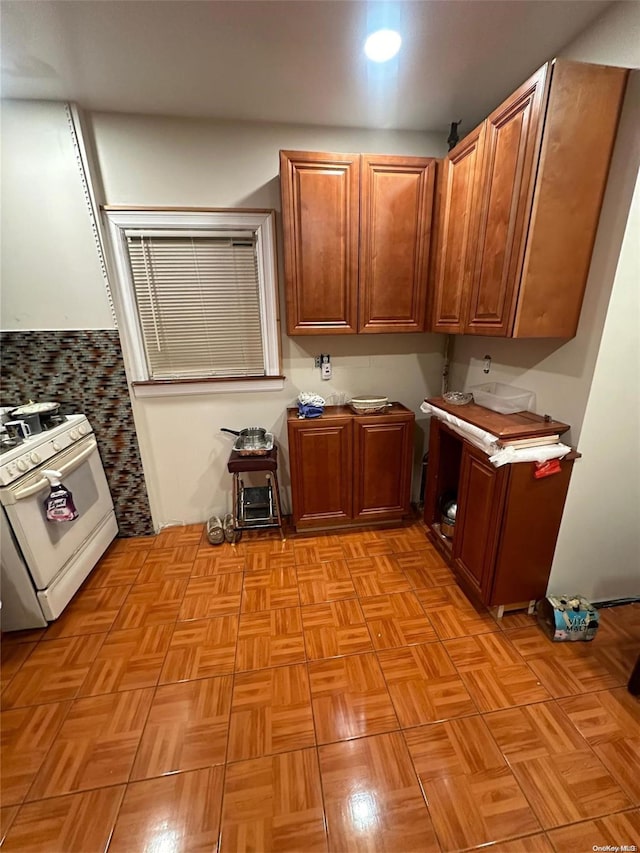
[0,330,153,537]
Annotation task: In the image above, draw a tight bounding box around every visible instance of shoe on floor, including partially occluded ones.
[223,513,241,544]
[206,515,224,545]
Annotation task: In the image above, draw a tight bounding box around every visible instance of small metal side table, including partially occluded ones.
[226,446,285,540]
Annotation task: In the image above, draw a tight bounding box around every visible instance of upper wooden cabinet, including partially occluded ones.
[430,59,628,338]
[280,150,436,335]
[467,65,548,335]
[279,151,360,334]
[431,124,486,334]
[359,155,435,333]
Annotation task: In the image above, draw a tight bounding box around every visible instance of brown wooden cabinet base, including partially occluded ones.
[288,404,414,532]
[423,407,576,609]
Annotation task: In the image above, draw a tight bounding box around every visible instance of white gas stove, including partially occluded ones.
[0,413,117,630]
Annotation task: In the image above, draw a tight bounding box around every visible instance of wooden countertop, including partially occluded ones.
[425,397,570,439]
[287,402,412,421]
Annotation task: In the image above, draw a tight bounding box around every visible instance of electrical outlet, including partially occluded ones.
[314,356,321,368]
[321,354,331,380]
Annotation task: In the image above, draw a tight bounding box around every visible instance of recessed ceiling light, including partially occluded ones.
[364,29,402,63]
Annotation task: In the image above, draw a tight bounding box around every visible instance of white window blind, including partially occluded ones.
[125,232,266,379]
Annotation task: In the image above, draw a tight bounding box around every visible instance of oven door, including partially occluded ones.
[0,436,115,590]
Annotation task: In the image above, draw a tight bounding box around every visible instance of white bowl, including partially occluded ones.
[349,395,390,414]
[350,395,388,407]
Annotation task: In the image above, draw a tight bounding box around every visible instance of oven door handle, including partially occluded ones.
[13,438,98,501]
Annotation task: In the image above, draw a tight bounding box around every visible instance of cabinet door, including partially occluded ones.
[466,64,548,336]
[431,125,485,334]
[288,418,353,528]
[359,156,436,333]
[280,150,359,335]
[353,415,413,520]
[453,445,507,602]
[423,419,463,556]
[489,458,575,606]
[513,61,627,338]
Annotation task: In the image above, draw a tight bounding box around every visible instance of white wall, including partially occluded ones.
[0,100,114,330]
[556,0,640,68]
[549,169,639,601]
[89,115,447,527]
[544,1,640,601]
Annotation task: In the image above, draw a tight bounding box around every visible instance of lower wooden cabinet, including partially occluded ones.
[424,413,576,608]
[288,404,414,531]
[353,417,414,521]
[453,445,508,602]
[287,416,353,528]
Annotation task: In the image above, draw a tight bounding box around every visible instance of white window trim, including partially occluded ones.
[103,208,283,396]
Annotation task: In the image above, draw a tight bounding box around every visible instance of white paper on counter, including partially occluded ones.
[420,402,572,468]
[420,402,500,454]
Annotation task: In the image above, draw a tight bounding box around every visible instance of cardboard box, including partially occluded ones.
[537,596,599,642]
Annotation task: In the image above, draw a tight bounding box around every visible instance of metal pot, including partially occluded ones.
[221,426,268,441]
[231,432,274,456]
[11,401,62,434]
[40,410,66,430]
[440,494,458,539]
[9,409,42,435]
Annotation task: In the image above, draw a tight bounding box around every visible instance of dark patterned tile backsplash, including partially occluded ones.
[1,330,153,536]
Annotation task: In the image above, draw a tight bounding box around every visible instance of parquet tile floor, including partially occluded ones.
[1,519,638,852]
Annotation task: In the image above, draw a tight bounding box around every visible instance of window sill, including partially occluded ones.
[132,376,286,398]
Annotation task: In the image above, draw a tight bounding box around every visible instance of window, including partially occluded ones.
[104,209,282,396]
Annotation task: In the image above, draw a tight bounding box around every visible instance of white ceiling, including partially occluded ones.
[1,0,612,132]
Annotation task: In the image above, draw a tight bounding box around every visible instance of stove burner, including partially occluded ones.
[41,414,67,430]
[0,413,67,437]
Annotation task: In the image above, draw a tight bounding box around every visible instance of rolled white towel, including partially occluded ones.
[489,442,572,467]
[298,392,325,407]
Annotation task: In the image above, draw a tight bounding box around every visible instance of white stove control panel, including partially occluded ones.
[0,415,92,486]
